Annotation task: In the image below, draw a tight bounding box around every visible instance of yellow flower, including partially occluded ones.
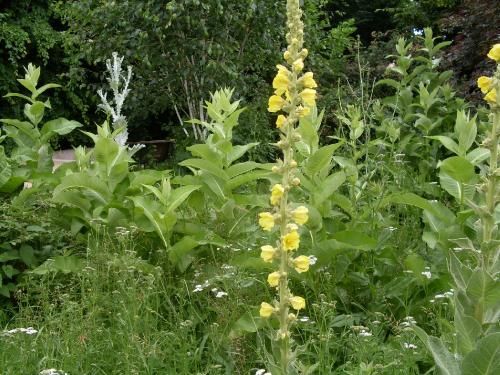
[292,206,309,225]
[268,95,285,112]
[267,271,281,287]
[282,230,300,251]
[260,245,276,263]
[293,255,310,273]
[293,58,304,72]
[290,296,306,310]
[477,76,493,94]
[260,302,275,318]
[487,44,500,62]
[259,212,275,231]
[298,106,310,118]
[485,89,497,104]
[276,115,286,129]
[300,89,316,106]
[302,72,317,88]
[284,51,291,61]
[273,71,290,95]
[270,184,285,206]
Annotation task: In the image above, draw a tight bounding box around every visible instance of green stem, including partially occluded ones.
[483,108,499,270]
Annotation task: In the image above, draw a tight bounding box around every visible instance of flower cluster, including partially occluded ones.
[477,44,500,105]
[257,1,314,349]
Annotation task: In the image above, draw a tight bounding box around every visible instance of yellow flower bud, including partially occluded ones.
[267,271,281,287]
[258,212,275,231]
[270,184,285,206]
[293,58,304,72]
[260,302,275,318]
[282,230,300,251]
[284,50,291,61]
[290,160,297,168]
[477,76,493,94]
[487,44,500,62]
[292,177,301,186]
[260,245,276,263]
[286,223,299,231]
[268,95,285,112]
[292,206,309,225]
[300,88,317,106]
[302,72,317,88]
[293,255,310,273]
[485,89,497,104]
[271,165,280,173]
[298,106,310,118]
[300,48,309,58]
[290,296,306,310]
[276,115,286,129]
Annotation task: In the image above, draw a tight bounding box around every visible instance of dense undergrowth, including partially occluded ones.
[1,1,499,374]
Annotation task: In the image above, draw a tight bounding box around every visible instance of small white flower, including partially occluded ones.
[215,291,228,298]
[308,255,318,265]
[359,329,372,337]
[421,271,432,279]
[404,343,418,350]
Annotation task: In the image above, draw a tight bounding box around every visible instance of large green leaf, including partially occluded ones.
[439,172,475,202]
[312,171,346,206]
[167,185,201,212]
[227,143,258,164]
[461,333,500,375]
[413,326,461,375]
[438,156,475,183]
[0,147,12,188]
[40,118,82,142]
[427,135,459,155]
[180,158,229,181]
[304,143,342,177]
[455,110,477,155]
[53,173,111,205]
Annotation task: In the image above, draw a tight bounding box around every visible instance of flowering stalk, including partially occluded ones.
[257,0,317,372]
[477,43,500,271]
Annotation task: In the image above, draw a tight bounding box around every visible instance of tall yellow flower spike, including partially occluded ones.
[258,0,315,372]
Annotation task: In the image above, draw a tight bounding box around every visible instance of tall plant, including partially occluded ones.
[257,1,317,373]
[406,44,500,375]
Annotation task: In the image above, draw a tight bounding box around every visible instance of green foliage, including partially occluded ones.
[52,121,165,233]
[374,28,467,179]
[0,195,83,300]
[0,64,81,193]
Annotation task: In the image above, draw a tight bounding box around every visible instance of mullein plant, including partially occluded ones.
[413,44,500,375]
[257,0,317,373]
